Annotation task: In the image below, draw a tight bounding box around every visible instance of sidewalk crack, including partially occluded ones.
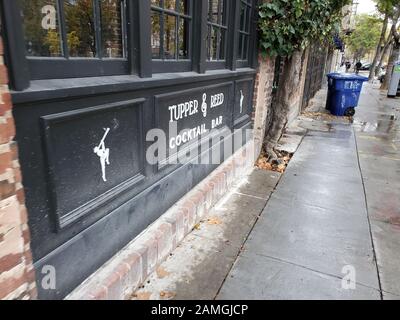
[250,252,381,293]
[353,127,384,300]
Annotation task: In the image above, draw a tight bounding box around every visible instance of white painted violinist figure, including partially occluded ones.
[94,128,111,182]
[240,90,245,114]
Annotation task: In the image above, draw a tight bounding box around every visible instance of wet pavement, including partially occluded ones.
[132,83,400,300]
[132,169,282,300]
[218,83,400,300]
[354,83,400,298]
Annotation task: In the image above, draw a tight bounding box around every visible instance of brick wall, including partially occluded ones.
[0,37,36,300]
[252,54,276,157]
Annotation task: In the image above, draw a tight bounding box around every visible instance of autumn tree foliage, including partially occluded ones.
[380,1,400,90]
[346,14,383,62]
[368,0,396,81]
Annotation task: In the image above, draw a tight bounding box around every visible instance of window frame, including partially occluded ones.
[1,0,258,92]
[20,0,132,80]
[150,0,193,74]
[205,0,229,70]
[236,0,254,68]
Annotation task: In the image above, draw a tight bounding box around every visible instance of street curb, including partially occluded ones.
[66,141,255,300]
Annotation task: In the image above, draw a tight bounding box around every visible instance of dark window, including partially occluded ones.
[20,0,128,79]
[22,0,63,57]
[151,0,191,60]
[100,0,125,58]
[207,0,227,61]
[237,0,253,62]
[2,0,258,89]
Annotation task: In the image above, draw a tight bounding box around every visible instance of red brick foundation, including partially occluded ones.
[0,37,37,300]
[67,141,256,300]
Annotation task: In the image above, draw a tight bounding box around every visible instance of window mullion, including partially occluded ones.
[207,24,211,60]
[192,0,207,73]
[94,0,102,59]
[248,1,258,68]
[136,0,152,77]
[227,0,239,70]
[175,15,179,60]
[218,0,222,25]
[216,28,221,60]
[121,0,127,59]
[160,12,165,59]
[57,0,69,58]
[1,0,30,90]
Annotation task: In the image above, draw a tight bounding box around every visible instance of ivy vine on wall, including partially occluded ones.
[258,0,351,57]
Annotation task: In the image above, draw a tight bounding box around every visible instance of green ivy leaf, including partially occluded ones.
[257,0,351,57]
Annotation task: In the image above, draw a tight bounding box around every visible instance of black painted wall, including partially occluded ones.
[12,70,256,299]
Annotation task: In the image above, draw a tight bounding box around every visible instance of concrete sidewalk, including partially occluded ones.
[219,124,381,299]
[354,83,400,299]
[133,83,400,300]
[218,83,400,300]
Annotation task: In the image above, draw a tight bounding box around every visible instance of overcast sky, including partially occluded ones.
[356,0,377,15]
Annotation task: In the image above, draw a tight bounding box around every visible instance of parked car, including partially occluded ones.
[359,63,371,71]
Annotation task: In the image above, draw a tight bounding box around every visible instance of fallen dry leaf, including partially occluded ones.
[257,150,292,173]
[276,164,286,173]
[133,291,152,300]
[160,291,176,299]
[256,157,273,171]
[261,162,273,170]
[193,223,201,230]
[207,217,222,225]
[156,267,170,279]
[301,111,352,122]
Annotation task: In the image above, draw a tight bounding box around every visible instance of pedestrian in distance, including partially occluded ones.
[345,61,351,73]
[355,61,362,74]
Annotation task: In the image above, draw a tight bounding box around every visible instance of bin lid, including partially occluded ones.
[327,73,368,81]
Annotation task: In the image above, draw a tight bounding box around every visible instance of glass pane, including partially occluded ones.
[151,0,161,7]
[245,5,252,32]
[164,15,176,59]
[178,0,188,14]
[21,0,62,57]
[101,0,124,58]
[210,27,217,61]
[64,0,96,57]
[165,0,176,11]
[178,18,189,59]
[219,29,225,60]
[220,0,226,26]
[206,25,211,60]
[238,33,243,59]
[151,11,161,59]
[239,2,246,31]
[243,35,248,59]
[209,0,218,24]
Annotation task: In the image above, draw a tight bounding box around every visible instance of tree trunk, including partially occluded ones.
[381,42,400,90]
[325,48,334,74]
[376,37,392,72]
[263,49,304,161]
[382,11,400,90]
[369,14,389,81]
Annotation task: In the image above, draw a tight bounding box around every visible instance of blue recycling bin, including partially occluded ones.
[326,73,368,116]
